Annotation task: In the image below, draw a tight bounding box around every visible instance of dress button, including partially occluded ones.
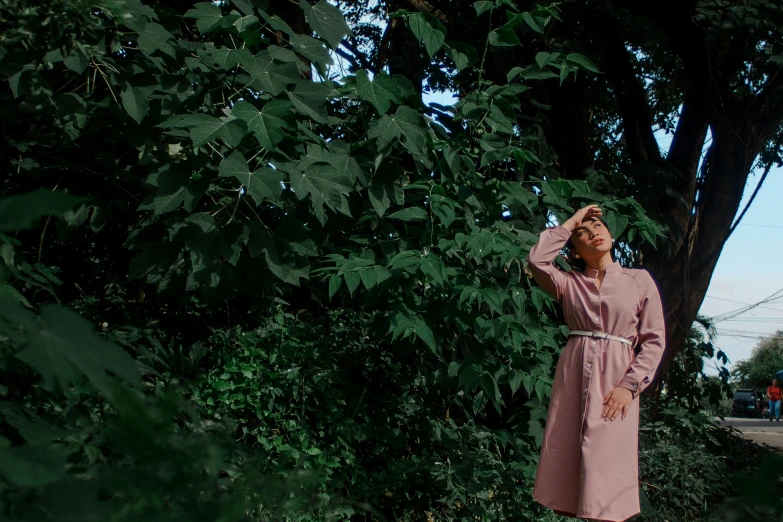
[587,363,593,369]
[594,317,599,322]
[591,341,596,345]
[583,388,588,393]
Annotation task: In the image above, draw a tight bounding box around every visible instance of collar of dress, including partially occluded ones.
[584,261,622,279]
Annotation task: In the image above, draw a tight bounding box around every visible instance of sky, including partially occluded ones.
[697,166,783,373]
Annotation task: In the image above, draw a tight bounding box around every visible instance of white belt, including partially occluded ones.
[569,330,634,346]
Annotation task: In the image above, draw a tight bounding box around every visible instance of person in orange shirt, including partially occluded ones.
[767,378,782,422]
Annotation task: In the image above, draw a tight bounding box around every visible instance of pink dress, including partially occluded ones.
[527,226,666,522]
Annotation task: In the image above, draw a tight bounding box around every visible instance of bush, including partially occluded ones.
[636,402,769,521]
[185,308,553,520]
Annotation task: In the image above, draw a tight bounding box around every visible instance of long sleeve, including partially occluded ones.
[526,226,572,301]
[618,270,666,398]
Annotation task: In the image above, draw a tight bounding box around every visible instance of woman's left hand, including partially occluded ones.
[602,387,633,421]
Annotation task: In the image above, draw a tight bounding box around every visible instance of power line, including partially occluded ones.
[711,287,783,323]
[704,295,783,313]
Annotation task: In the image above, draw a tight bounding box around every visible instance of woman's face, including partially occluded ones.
[570,217,613,260]
[774,379,779,387]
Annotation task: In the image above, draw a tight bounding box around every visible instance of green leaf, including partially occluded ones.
[243,55,299,96]
[414,317,436,351]
[447,45,471,71]
[560,62,571,85]
[137,23,176,58]
[299,0,351,49]
[368,179,400,217]
[287,81,336,124]
[406,13,445,57]
[0,446,68,488]
[508,66,558,82]
[274,217,318,257]
[184,2,231,33]
[388,207,429,222]
[604,211,628,239]
[474,1,496,16]
[535,51,556,69]
[0,284,30,307]
[289,164,354,223]
[247,222,309,285]
[120,82,150,124]
[566,53,601,74]
[199,47,253,69]
[219,151,284,206]
[530,286,550,312]
[509,369,524,396]
[489,27,521,47]
[138,165,200,215]
[371,106,428,154]
[343,270,360,295]
[0,190,87,232]
[234,14,258,32]
[356,70,402,115]
[419,253,447,287]
[231,100,295,151]
[290,34,333,68]
[522,12,543,33]
[159,114,246,147]
[328,274,342,298]
[12,304,141,397]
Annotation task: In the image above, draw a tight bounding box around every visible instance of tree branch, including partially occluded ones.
[405,0,448,22]
[729,133,783,235]
[600,34,661,164]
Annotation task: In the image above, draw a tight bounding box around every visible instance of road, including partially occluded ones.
[717,417,783,429]
[716,417,783,451]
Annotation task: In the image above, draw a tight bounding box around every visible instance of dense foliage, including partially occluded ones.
[0,0,776,520]
[733,331,783,390]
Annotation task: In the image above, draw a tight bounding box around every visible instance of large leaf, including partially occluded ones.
[184,2,237,33]
[287,81,336,124]
[120,82,151,124]
[181,213,247,273]
[289,163,354,223]
[290,34,333,68]
[388,207,429,222]
[356,70,402,115]
[0,446,68,488]
[371,106,428,154]
[299,0,351,49]
[138,165,201,215]
[247,221,310,285]
[137,23,176,58]
[0,190,87,232]
[243,55,299,96]
[159,114,246,147]
[566,52,601,74]
[231,100,295,151]
[11,304,142,398]
[406,13,445,57]
[219,150,284,206]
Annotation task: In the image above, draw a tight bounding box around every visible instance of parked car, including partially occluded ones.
[731,389,763,418]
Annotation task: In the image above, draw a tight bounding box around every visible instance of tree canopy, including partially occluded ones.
[734,331,783,390]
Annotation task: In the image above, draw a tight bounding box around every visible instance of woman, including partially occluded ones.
[767,378,781,422]
[526,204,666,522]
